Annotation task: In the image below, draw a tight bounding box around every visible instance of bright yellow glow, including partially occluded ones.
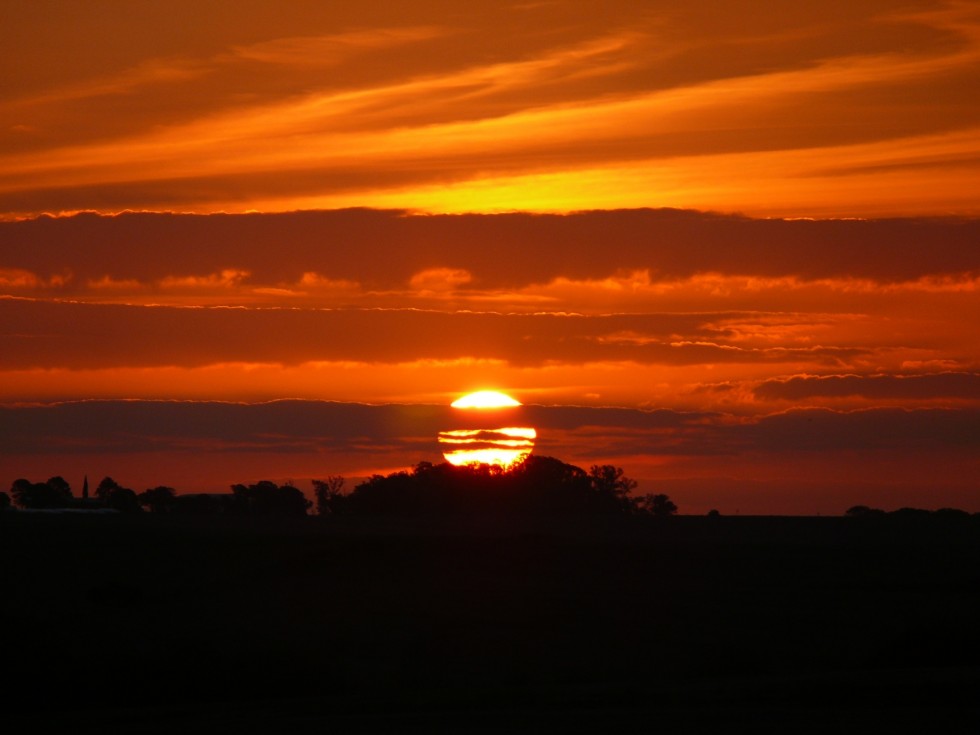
[442,448,532,467]
[440,427,537,440]
[451,390,521,408]
[438,427,537,451]
[439,413,536,467]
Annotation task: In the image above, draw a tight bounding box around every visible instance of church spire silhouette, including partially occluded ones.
[82,475,89,500]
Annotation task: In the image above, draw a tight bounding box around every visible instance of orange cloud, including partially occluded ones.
[0,268,64,288]
[159,268,250,289]
[88,275,143,291]
[228,27,449,66]
[3,3,979,216]
[754,372,980,402]
[408,267,473,292]
[298,271,360,290]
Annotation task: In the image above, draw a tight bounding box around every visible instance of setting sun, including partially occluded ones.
[441,392,535,467]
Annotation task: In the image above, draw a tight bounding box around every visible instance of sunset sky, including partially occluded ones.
[2,1,978,513]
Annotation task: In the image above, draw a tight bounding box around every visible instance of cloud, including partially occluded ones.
[754,372,980,401]
[737,406,980,452]
[3,210,979,291]
[408,267,473,292]
[2,210,975,413]
[2,3,979,216]
[159,269,251,290]
[1,400,975,479]
[87,275,144,291]
[0,268,72,290]
[228,27,449,67]
[0,298,877,371]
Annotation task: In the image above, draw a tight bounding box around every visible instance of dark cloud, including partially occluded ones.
[525,404,714,431]
[2,210,978,292]
[539,406,980,457]
[2,400,975,460]
[0,298,869,370]
[0,400,448,457]
[755,372,980,401]
[738,407,980,453]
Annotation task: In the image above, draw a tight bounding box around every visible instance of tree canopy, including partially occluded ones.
[138,486,177,513]
[9,477,73,509]
[326,456,658,517]
[230,480,312,516]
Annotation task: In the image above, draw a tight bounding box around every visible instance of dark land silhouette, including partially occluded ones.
[3,459,980,732]
[4,457,666,518]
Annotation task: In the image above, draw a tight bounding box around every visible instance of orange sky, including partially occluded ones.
[3,1,980,218]
[1,2,978,513]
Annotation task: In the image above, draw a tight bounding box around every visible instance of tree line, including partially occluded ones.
[1,455,680,518]
[312,456,677,517]
[2,476,312,516]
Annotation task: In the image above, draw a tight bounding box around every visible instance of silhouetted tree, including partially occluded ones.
[845,505,885,517]
[934,507,969,519]
[0,491,10,511]
[230,481,312,516]
[586,464,637,514]
[890,507,931,519]
[10,479,34,508]
[91,476,140,512]
[138,486,176,513]
[107,487,141,513]
[312,475,345,515]
[634,493,678,517]
[46,476,72,499]
[9,477,72,509]
[589,464,637,498]
[339,456,640,517]
[509,455,597,513]
[172,493,223,515]
[707,509,721,517]
[95,476,122,501]
[343,472,417,515]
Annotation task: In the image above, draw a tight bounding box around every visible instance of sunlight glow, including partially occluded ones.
[451,390,521,408]
[439,424,536,468]
[442,448,532,467]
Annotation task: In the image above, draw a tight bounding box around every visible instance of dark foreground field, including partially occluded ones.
[3,512,979,733]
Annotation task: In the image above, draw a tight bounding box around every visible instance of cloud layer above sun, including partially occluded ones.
[3,0,980,218]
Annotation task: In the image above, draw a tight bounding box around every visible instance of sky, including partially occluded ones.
[1,1,978,513]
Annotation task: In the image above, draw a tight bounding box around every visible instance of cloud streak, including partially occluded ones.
[0,298,873,371]
[2,2,979,216]
[3,210,978,292]
[755,372,980,401]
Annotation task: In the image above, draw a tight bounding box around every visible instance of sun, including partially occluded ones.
[440,390,536,468]
[450,390,521,409]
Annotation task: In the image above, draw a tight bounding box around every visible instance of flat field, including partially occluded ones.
[3,512,979,732]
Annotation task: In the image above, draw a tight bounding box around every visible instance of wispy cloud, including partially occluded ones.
[3,3,979,216]
[754,372,980,401]
[228,27,449,66]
